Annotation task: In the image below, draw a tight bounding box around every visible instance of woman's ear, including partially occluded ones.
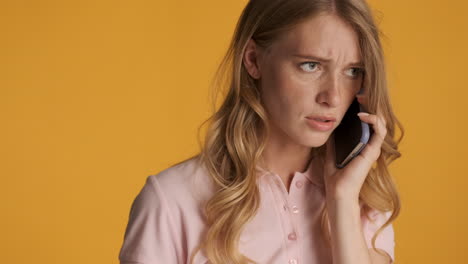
[243,38,262,79]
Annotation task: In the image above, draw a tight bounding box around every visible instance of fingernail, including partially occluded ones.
[357,112,369,117]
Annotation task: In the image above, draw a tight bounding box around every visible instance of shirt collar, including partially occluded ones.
[255,156,324,188]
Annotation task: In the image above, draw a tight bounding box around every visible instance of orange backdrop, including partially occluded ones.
[1,0,467,263]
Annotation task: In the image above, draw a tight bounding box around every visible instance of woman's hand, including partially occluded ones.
[323,94,387,202]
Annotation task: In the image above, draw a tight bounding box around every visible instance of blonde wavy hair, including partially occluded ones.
[175,0,404,263]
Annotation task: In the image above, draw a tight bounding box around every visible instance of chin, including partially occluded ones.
[306,131,333,147]
[296,134,328,148]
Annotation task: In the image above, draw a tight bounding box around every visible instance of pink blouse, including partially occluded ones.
[118,157,395,264]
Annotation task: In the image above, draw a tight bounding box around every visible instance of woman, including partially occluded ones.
[118,0,404,263]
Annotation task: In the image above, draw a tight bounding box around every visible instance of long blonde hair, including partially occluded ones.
[177,0,404,263]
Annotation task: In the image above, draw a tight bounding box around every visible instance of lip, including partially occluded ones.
[305,117,335,131]
[305,115,336,122]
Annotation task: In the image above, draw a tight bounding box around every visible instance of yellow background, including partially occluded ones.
[1,0,466,263]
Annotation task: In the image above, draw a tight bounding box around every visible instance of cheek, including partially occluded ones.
[262,73,308,123]
[270,64,309,100]
[262,60,316,118]
[261,81,291,119]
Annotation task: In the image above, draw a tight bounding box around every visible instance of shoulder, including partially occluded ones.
[124,156,215,224]
[147,156,216,209]
[119,157,215,263]
[151,156,205,189]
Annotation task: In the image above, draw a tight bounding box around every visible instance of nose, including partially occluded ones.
[316,74,341,108]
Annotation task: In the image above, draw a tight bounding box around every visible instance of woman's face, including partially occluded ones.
[246,14,364,148]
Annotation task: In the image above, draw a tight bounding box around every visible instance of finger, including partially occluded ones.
[356,94,386,121]
[357,113,387,161]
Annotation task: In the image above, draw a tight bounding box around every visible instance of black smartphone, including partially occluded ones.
[333,97,374,168]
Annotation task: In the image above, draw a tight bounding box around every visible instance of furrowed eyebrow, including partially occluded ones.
[292,54,364,68]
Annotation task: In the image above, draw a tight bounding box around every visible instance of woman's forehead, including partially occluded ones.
[271,15,361,61]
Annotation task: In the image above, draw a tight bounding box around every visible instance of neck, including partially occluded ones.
[259,129,313,181]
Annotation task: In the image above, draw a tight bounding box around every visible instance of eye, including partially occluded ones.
[346,67,364,78]
[299,62,319,72]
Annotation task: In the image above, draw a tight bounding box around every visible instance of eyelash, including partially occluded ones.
[299,62,364,78]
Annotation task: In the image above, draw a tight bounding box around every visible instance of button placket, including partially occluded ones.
[267,172,302,264]
[287,176,305,264]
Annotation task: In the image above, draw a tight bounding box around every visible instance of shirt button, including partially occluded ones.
[295,180,304,188]
[288,258,298,264]
[292,205,299,213]
[288,232,297,240]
